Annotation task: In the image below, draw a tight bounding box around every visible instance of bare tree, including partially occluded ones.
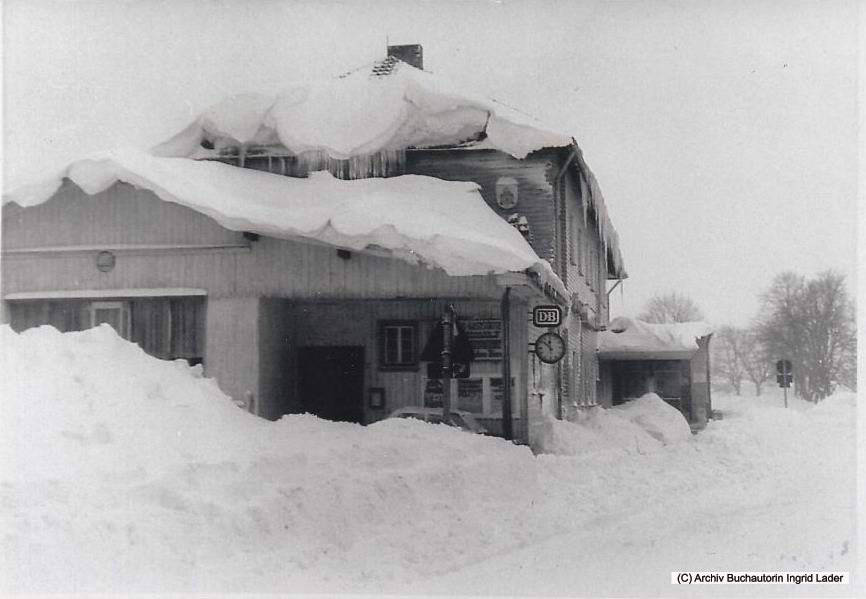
[737,328,772,396]
[638,291,704,323]
[757,270,856,401]
[713,325,745,395]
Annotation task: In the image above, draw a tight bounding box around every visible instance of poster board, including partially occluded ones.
[463,319,502,361]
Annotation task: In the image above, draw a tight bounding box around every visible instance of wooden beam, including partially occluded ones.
[501,287,513,440]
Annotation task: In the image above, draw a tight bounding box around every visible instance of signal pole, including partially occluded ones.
[776,359,792,408]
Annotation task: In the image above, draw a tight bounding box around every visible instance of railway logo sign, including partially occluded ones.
[532,305,562,328]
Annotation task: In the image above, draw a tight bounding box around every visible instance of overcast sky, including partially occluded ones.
[2,0,858,326]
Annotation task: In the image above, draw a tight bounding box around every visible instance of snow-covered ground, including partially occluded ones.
[1,325,860,595]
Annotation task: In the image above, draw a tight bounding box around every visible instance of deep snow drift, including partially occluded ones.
[1,325,859,594]
[535,392,693,456]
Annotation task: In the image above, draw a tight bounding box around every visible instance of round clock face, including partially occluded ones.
[535,331,565,364]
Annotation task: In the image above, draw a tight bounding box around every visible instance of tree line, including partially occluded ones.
[639,271,856,402]
[714,270,855,401]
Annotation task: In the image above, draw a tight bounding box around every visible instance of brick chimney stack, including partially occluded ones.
[386,44,423,70]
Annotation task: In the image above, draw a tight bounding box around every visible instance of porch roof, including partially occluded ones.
[598,317,713,360]
[3,148,567,297]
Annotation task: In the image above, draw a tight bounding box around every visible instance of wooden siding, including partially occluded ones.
[257,298,294,420]
[1,183,505,301]
[562,164,607,325]
[2,180,244,249]
[204,297,260,413]
[689,336,712,427]
[405,149,558,265]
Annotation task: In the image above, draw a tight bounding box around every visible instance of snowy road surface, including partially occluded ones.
[405,391,858,597]
[1,325,860,596]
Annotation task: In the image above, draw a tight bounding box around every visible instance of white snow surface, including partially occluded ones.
[1,326,859,594]
[599,316,714,355]
[151,60,573,160]
[2,147,565,289]
[535,393,692,456]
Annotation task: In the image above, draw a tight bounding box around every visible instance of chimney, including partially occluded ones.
[387,44,423,70]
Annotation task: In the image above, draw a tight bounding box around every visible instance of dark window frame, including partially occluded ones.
[378,320,419,371]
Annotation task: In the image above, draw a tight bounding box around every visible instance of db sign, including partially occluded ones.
[532,305,562,327]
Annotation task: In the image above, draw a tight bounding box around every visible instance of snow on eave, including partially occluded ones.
[598,317,712,356]
[151,60,574,162]
[2,147,566,293]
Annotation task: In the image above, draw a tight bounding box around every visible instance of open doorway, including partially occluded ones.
[298,346,365,424]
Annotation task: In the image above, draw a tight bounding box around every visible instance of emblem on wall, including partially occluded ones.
[496,177,519,209]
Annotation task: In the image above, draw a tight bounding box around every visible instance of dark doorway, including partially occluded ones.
[298,346,365,424]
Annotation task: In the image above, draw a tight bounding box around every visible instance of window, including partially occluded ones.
[10,297,205,366]
[90,301,131,339]
[130,298,205,363]
[379,321,417,369]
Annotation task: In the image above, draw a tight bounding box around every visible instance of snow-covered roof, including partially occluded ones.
[598,317,713,359]
[152,59,572,161]
[3,147,566,294]
[150,58,626,279]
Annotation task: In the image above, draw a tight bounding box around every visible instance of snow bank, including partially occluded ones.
[535,393,691,456]
[613,392,693,444]
[152,60,572,161]
[1,327,856,593]
[419,390,859,596]
[598,316,712,356]
[0,325,550,591]
[3,147,564,291]
[0,324,264,483]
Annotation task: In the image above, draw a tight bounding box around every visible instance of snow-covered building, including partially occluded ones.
[1,45,626,445]
[597,317,713,427]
